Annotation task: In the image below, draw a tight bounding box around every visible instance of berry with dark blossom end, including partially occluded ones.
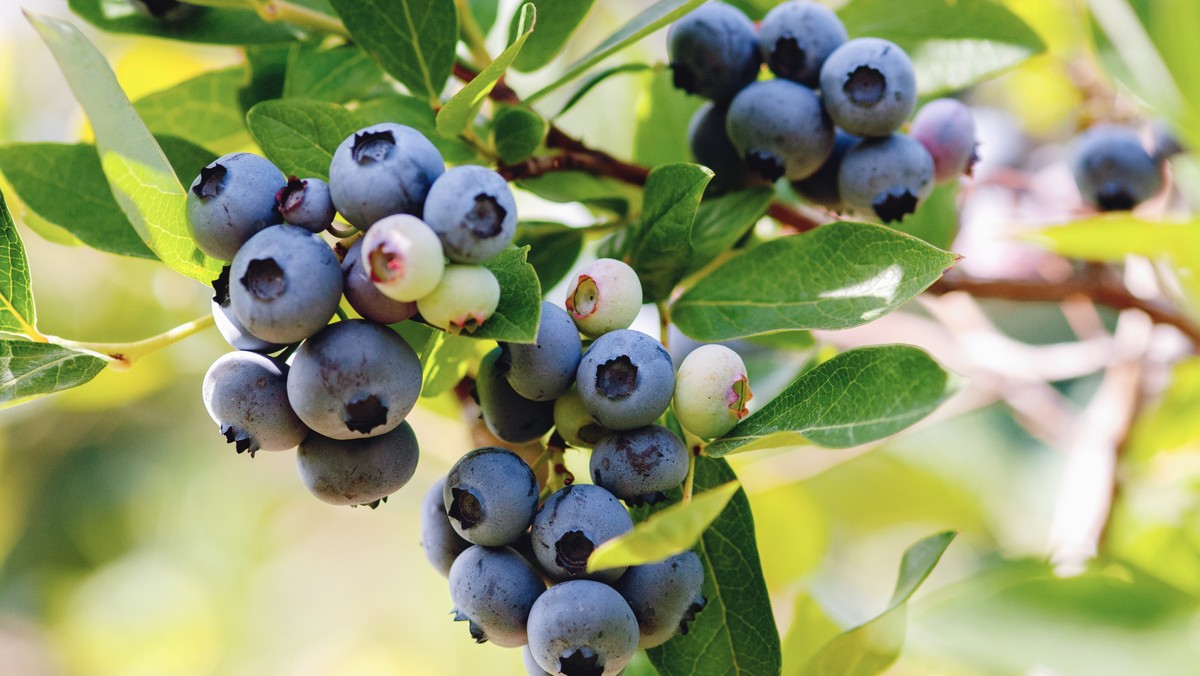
[476,347,556,444]
[328,123,445,229]
[295,420,419,507]
[820,38,917,138]
[576,329,675,431]
[688,101,756,195]
[340,239,418,325]
[423,165,518,263]
[187,152,285,261]
[726,79,835,182]
[503,302,582,402]
[276,176,336,232]
[286,319,422,440]
[449,545,545,647]
[421,477,472,577]
[444,447,540,547]
[667,2,761,102]
[758,0,847,87]
[531,484,633,583]
[590,424,689,506]
[359,214,445,302]
[564,258,642,338]
[612,551,707,649]
[210,265,282,353]
[417,265,500,334]
[202,351,307,455]
[838,134,935,223]
[1071,125,1163,212]
[527,580,640,676]
[910,99,978,182]
[229,224,342,344]
[791,130,858,211]
[553,385,611,449]
[674,344,753,440]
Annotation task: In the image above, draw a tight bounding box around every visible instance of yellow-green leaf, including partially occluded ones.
[437,3,536,137]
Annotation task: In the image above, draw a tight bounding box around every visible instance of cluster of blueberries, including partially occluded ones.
[672,1,977,222]
[1070,122,1183,212]
[193,121,521,507]
[418,260,754,674]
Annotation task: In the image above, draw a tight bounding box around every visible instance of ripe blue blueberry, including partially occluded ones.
[276,176,336,232]
[229,224,343,344]
[667,2,760,102]
[910,99,978,182]
[791,130,857,210]
[758,1,847,87]
[417,265,501,335]
[820,38,917,138]
[523,646,551,676]
[340,239,418,325]
[477,347,556,444]
[565,258,643,338]
[328,123,445,229]
[838,134,935,223]
[359,214,445,302]
[286,319,422,440]
[553,386,611,449]
[423,165,518,263]
[296,420,420,507]
[210,265,282,353]
[449,545,545,647]
[688,102,756,194]
[1071,125,1163,212]
[590,424,689,505]
[202,350,307,455]
[531,484,633,583]
[444,447,540,547]
[503,302,582,402]
[527,580,640,676]
[612,551,707,648]
[576,330,675,431]
[421,476,472,577]
[674,344,752,440]
[187,152,285,260]
[726,79,835,182]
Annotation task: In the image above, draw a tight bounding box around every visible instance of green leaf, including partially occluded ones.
[470,246,542,343]
[28,12,221,282]
[671,221,959,341]
[246,99,363,181]
[438,4,536,137]
[357,94,478,163]
[512,221,584,292]
[134,67,250,155]
[588,481,739,571]
[156,135,221,186]
[240,44,291,113]
[326,0,458,105]
[0,144,153,260]
[686,187,773,275]
[284,43,386,103]
[782,593,842,673]
[526,0,707,104]
[0,188,37,338]
[0,339,107,407]
[509,0,595,72]
[516,172,641,216]
[805,531,956,676]
[839,0,1045,95]
[705,345,957,457]
[67,0,298,44]
[420,332,483,398]
[644,456,781,676]
[491,106,548,164]
[624,163,712,302]
[468,0,499,35]
[553,63,654,118]
[633,66,703,168]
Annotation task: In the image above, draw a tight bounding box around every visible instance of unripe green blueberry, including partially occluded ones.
[553,385,611,449]
[417,264,500,334]
[360,214,445,302]
[565,259,643,338]
[674,344,752,439]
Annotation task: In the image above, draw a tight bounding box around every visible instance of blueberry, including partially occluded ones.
[187,152,285,261]
[1153,120,1185,162]
[552,386,611,449]
[531,484,633,583]
[576,330,675,431]
[229,224,343,344]
[286,319,422,440]
[612,551,707,649]
[423,166,518,263]
[420,477,472,577]
[359,214,446,302]
[667,2,760,101]
[726,79,835,182]
[590,424,689,505]
[328,123,445,230]
[791,129,858,210]
[820,38,917,138]
[296,420,420,507]
[416,265,501,335]
[276,176,336,232]
[503,302,582,402]
[444,447,540,547]
[565,258,643,338]
[1071,125,1163,212]
[838,134,935,223]
[910,99,978,182]
[449,545,545,647]
[674,344,752,439]
[688,101,756,195]
[527,580,639,676]
[210,265,283,353]
[202,351,307,455]
[340,239,418,325]
[758,0,847,87]
[523,645,551,675]
[477,347,556,444]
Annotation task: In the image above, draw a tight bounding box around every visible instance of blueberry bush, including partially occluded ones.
[2,0,1200,674]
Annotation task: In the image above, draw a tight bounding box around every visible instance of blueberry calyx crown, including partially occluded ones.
[351,129,396,164]
[768,36,807,80]
[193,163,226,199]
[220,423,259,456]
[1096,183,1136,212]
[276,177,307,215]
[211,265,233,306]
[844,65,886,107]
[465,193,507,239]
[447,487,483,529]
[678,594,708,636]
[872,190,919,223]
[558,647,604,676]
[343,394,388,434]
[745,150,785,182]
[451,610,488,644]
[595,355,638,399]
[554,529,595,576]
[240,258,287,301]
[567,275,599,320]
[670,62,697,96]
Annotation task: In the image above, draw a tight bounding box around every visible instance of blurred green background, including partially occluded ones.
[2,1,1200,674]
